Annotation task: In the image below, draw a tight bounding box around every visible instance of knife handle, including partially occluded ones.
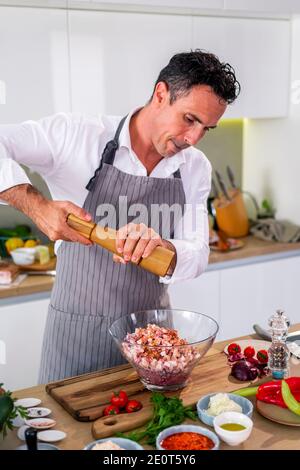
[215,170,231,201]
[67,214,175,277]
[226,165,237,189]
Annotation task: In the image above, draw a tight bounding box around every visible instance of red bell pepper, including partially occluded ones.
[234,377,300,409]
[257,377,300,408]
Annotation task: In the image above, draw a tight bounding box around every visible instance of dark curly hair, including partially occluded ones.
[152,49,240,105]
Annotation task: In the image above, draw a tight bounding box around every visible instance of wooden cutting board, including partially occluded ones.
[17,257,56,271]
[46,351,265,440]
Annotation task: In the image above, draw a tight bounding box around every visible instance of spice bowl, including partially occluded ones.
[83,437,144,450]
[156,424,220,450]
[213,411,253,446]
[197,393,254,427]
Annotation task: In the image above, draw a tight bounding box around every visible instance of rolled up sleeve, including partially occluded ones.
[0,113,70,201]
[0,143,31,198]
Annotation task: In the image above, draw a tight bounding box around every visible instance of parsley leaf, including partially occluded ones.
[117,392,197,445]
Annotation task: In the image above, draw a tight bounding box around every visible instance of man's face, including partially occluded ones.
[151,83,227,158]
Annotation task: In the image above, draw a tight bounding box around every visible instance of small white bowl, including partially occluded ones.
[11,248,35,266]
[213,411,253,447]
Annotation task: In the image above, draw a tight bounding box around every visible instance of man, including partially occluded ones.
[0,50,240,383]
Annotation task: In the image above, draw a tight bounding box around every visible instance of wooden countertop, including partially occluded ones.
[1,236,300,300]
[1,325,300,451]
[0,274,54,300]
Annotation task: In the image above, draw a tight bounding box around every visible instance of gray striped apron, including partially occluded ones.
[38,116,186,383]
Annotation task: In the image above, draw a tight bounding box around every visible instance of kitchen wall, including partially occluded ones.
[197,118,243,191]
[243,16,300,224]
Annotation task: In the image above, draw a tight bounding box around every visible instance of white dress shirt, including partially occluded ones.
[0,110,211,285]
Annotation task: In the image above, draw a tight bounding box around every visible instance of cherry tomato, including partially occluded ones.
[244,346,255,358]
[111,390,128,409]
[125,400,143,413]
[227,343,241,355]
[257,349,268,364]
[103,404,120,416]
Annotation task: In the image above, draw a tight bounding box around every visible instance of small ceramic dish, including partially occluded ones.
[27,407,52,418]
[15,398,42,408]
[12,412,25,428]
[197,393,253,427]
[156,424,219,450]
[213,411,253,446]
[17,425,30,441]
[37,430,66,443]
[24,418,56,430]
[16,443,60,450]
[84,437,144,450]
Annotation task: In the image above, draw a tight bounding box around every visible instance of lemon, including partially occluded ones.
[24,239,38,248]
[5,237,24,254]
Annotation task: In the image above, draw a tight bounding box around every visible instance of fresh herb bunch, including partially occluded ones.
[117,392,197,445]
[0,383,28,438]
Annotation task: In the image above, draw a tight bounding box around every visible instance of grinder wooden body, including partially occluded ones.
[67,214,175,277]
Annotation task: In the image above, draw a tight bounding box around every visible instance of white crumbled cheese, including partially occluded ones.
[206,393,242,417]
[92,440,124,450]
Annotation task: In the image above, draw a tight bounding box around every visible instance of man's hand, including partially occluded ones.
[35,200,93,245]
[113,222,177,275]
[0,184,93,246]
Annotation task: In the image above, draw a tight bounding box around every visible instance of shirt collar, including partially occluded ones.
[118,107,186,171]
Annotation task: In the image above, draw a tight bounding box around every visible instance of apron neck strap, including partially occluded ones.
[102,115,128,166]
[86,115,127,191]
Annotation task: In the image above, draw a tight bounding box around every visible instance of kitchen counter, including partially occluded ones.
[0,274,54,302]
[1,325,300,451]
[208,235,300,271]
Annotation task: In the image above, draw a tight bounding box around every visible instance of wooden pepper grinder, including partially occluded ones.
[66,214,175,278]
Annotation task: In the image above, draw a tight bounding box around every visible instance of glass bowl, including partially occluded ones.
[109,309,219,391]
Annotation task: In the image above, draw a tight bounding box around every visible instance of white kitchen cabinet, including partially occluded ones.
[68,10,192,115]
[169,255,300,342]
[0,6,70,123]
[70,10,290,118]
[192,16,290,118]
[90,0,225,8]
[0,297,49,390]
[169,270,221,337]
[0,0,224,10]
[219,256,300,340]
[224,0,300,15]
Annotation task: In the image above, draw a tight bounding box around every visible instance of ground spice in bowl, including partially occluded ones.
[161,432,215,451]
